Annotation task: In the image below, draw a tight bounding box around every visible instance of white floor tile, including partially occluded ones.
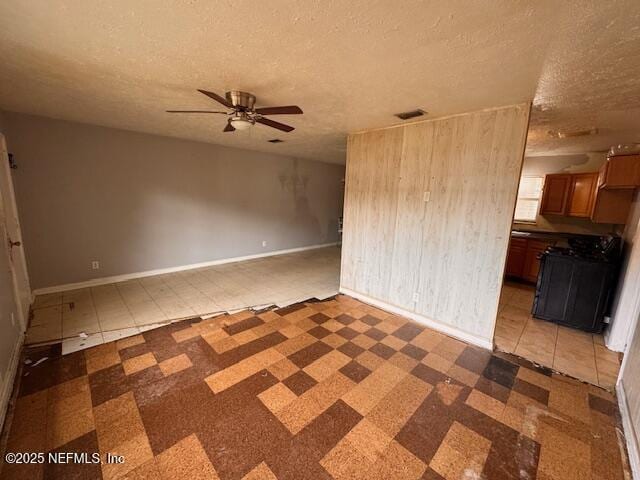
[31,246,341,353]
[102,327,141,343]
[61,332,105,355]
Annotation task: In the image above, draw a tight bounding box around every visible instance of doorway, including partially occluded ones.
[493,164,622,390]
[0,134,31,330]
[0,133,30,423]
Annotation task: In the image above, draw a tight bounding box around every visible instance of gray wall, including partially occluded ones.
[2,111,345,289]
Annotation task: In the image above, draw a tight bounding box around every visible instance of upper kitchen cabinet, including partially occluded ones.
[591,189,635,224]
[540,174,571,215]
[540,172,598,218]
[591,154,640,223]
[567,172,598,217]
[598,154,640,189]
[539,162,637,224]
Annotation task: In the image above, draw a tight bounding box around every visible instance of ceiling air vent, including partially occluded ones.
[268,139,284,143]
[549,128,598,139]
[395,109,427,120]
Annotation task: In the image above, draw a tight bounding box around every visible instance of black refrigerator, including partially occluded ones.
[532,238,619,333]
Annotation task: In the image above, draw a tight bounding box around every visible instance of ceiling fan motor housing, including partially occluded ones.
[226,91,256,111]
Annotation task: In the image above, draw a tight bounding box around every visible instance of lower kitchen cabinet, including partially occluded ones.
[505,236,555,284]
[522,240,552,283]
[505,238,527,277]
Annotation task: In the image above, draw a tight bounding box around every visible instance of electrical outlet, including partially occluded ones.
[262,240,267,248]
[91,261,100,270]
[423,191,431,202]
[412,292,419,302]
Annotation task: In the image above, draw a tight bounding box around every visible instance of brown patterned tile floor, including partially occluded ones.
[0,295,630,479]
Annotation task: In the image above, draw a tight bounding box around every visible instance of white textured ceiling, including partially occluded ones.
[0,1,639,164]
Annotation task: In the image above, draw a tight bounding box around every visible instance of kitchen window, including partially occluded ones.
[514,176,544,222]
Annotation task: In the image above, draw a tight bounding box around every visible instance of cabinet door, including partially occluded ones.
[591,188,635,224]
[567,172,598,217]
[523,240,551,283]
[505,238,527,277]
[600,155,640,188]
[540,174,571,215]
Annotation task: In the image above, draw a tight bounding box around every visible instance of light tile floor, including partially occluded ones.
[26,246,341,354]
[494,281,622,390]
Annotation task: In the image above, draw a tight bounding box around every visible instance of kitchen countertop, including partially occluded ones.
[511,230,564,241]
[510,229,602,246]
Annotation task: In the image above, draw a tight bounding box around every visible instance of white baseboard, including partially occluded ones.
[605,328,627,353]
[617,380,640,480]
[0,331,24,430]
[34,242,339,295]
[339,287,494,350]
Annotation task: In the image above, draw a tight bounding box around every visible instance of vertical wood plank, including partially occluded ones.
[340,104,530,342]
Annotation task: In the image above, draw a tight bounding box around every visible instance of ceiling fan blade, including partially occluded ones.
[166,110,227,114]
[254,106,303,115]
[223,122,235,132]
[256,117,295,132]
[198,89,233,108]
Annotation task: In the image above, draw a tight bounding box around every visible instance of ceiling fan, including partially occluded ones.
[167,89,303,133]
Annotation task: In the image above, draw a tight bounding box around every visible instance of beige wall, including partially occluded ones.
[0,185,20,427]
[514,153,617,235]
[2,111,345,289]
[619,308,640,474]
[607,192,640,351]
[340,104,530,346]
[593,182,640,470]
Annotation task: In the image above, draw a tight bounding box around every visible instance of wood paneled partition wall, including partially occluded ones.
[340,104,530,348]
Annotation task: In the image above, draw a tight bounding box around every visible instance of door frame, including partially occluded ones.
[0,134,31,330]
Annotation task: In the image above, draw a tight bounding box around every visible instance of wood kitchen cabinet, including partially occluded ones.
[598,154,640,189]
[591,188,635,224]
[567,172,598,217]
[522,240,552,283]
[505,236,555,283]
[590,154,639,223]
[540,174,571,215]
[505,238,527,277]
[540,172,598,218]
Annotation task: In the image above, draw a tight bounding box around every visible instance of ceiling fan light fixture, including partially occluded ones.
[229,113,254,130]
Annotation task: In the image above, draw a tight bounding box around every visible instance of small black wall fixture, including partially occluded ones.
[8,153,17,169]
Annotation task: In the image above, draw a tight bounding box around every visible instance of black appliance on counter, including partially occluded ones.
[532,235,621,333]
